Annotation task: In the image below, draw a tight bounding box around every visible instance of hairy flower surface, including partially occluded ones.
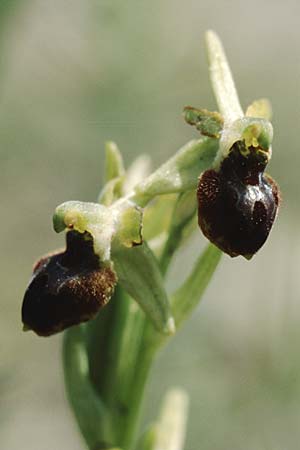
[22,231,117,336]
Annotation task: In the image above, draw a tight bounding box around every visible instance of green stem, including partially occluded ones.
[65,205,221,450]
[102,244,175,450]
[64,243,221,450]
[117,324,158,450]
[115,218,192,448]
[116,194,205,448]
[107,298,146,441]
[86,287,146,447]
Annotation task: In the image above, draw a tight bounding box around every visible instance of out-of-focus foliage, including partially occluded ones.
[2,1,300,449]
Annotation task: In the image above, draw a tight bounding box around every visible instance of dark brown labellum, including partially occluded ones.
[22,231,117,336]
[197,141,280,258]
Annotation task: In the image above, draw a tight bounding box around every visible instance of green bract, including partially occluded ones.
[112,242,175,335]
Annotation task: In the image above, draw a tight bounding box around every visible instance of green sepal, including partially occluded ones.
[112,242,175,335]
[104,141,125,183]
[134,137,218,202]
[242,120,273,151]
[112,201,143,249]
[214,116,273,168]
[123,154,152,195]
[53,199,143,261]
[97,142,125,206]
[98,177,124,206]
[245,98,272,121]
[183,106,223,138]
[205,30,243,123]
[53,201,115,261]
[63,326,114,449]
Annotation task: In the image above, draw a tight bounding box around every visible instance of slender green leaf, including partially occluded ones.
[63,326,114,449]
[171,244,222,326]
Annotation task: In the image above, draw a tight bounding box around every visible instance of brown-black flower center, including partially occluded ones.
[22,231,117,336]
[197,141,279,258]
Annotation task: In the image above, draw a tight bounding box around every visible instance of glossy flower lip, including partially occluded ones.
[22,231,117,336]
[197,141,280,259]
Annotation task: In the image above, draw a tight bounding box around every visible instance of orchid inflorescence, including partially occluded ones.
[21,31,279,450]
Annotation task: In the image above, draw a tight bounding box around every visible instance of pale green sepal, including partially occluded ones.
[105,141,125,183]
[53,199,143,261]
[112,200,143,249]
[242,120,273,151]
[171,244,221,327]
[214,116,273,168]
[112,242,175,335]
[98,141,125,206]
[98,177,124,206]
[123,154,152,195]
[152,389,189,450]
[63,326,114,449]
[205,30,243,124]
[134,138,218,200]
[245,98,272,121]
[53,201,115,261]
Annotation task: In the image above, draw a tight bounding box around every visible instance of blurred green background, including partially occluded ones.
[2,1,300,449]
